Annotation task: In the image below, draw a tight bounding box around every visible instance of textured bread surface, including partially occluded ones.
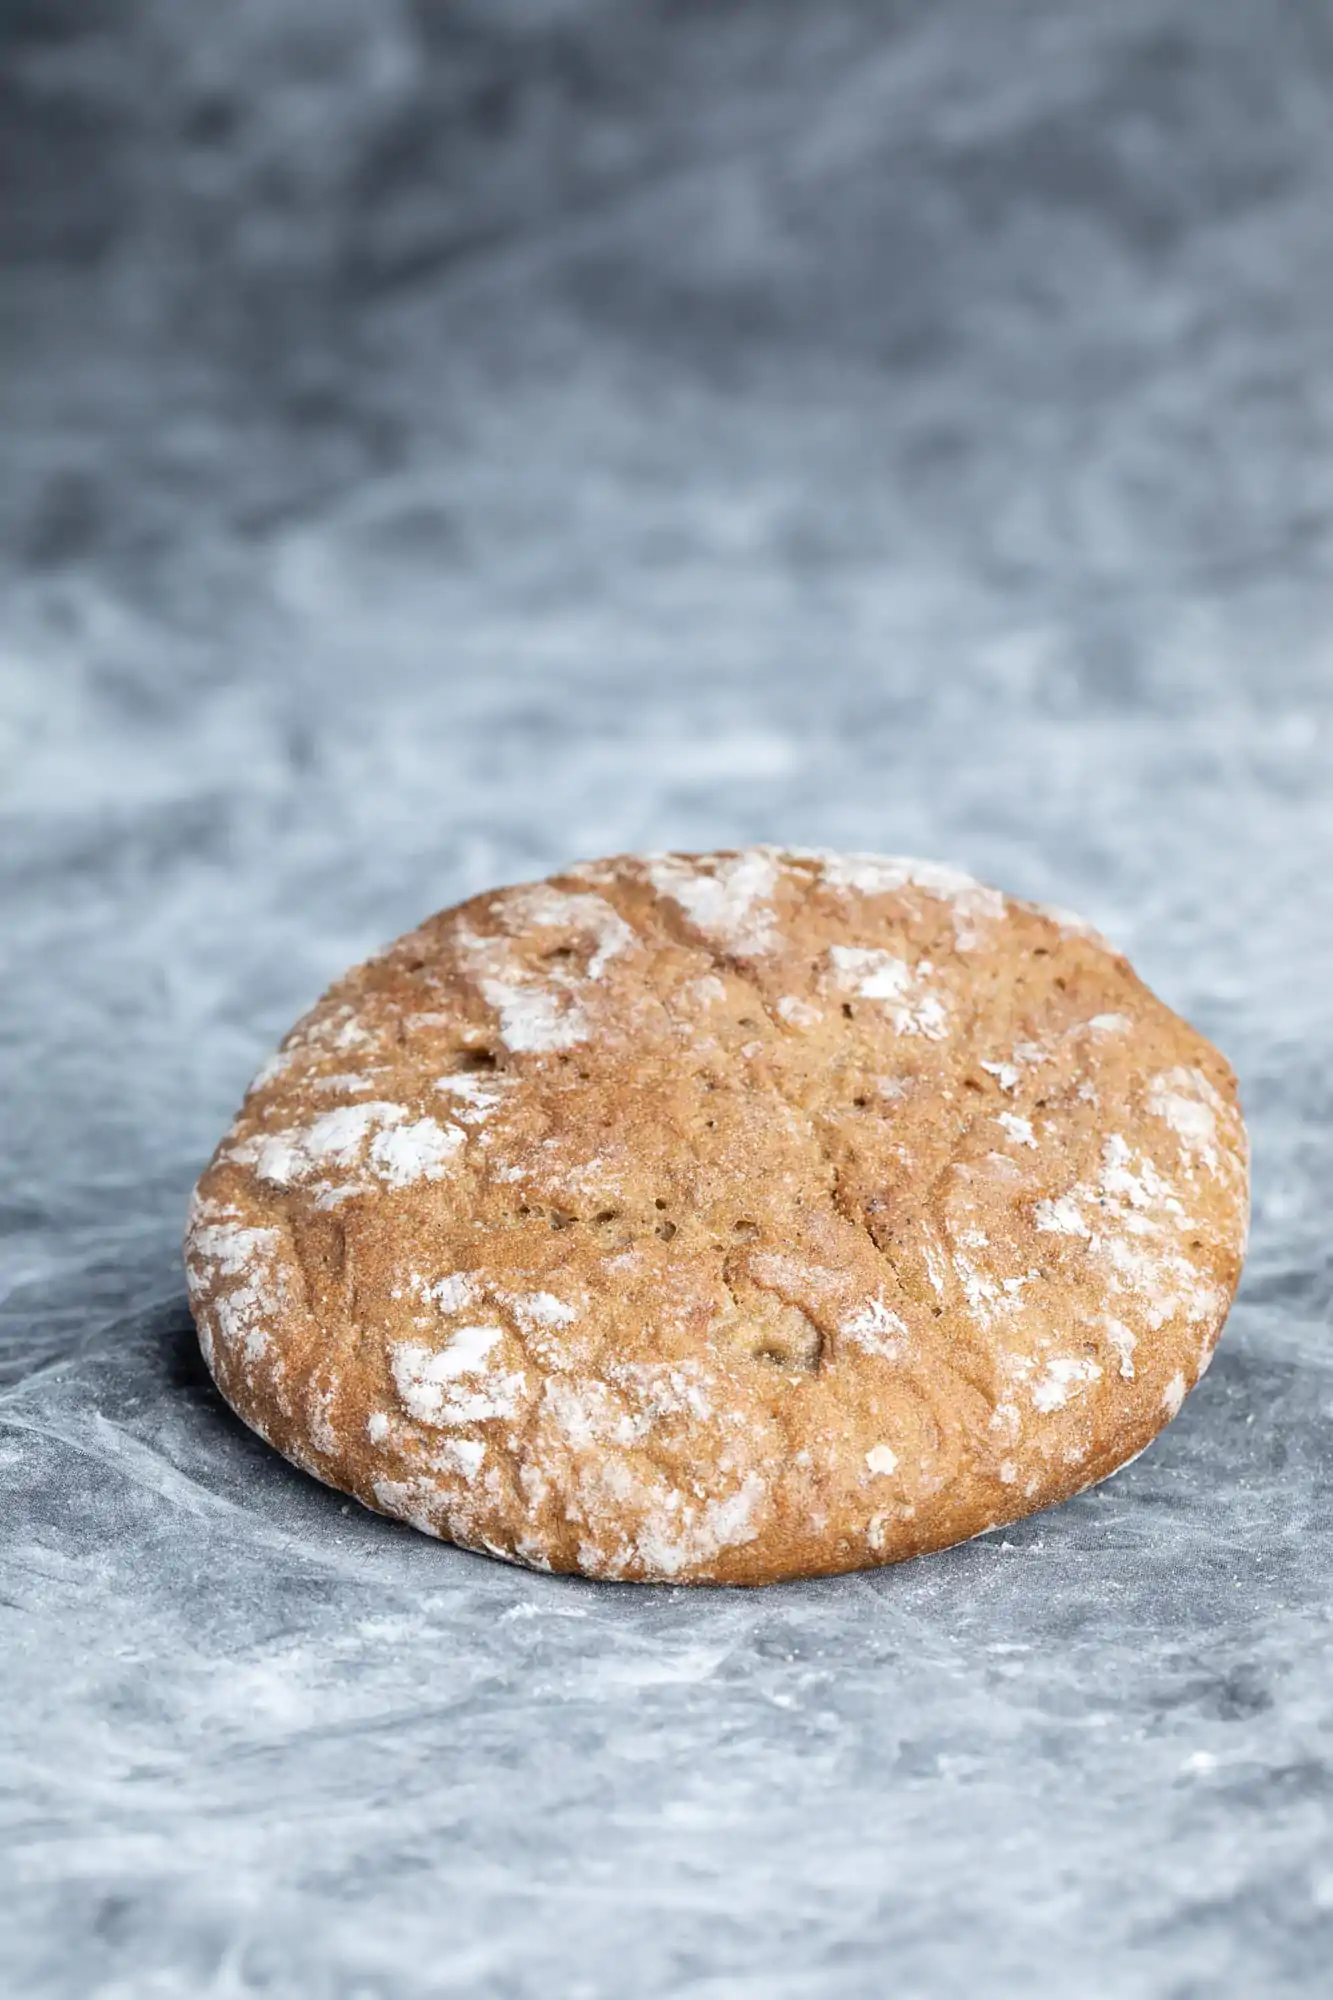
[185,847,1249,1584]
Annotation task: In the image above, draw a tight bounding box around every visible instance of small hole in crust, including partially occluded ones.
[732,1219,759,1241]
[592,1207,634,1251]
[737,1016,758,1030]
[654,1197,668,1211]
[456,1047,499,1072]
[842,1002,855,1020]
[544,945,577,965]
[549,1208,577,1230]
[852,1095,869,1110]
[656,1220,678,1242]
[753,1307,822,1374]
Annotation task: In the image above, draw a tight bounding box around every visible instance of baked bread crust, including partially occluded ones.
[185,848,1249,1584]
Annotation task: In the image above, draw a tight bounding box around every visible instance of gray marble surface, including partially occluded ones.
[4,3,1333,1993]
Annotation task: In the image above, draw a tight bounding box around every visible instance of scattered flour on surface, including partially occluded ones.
[797,850,1005,947]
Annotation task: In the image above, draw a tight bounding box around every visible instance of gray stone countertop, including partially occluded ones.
[3,3,1332,1993]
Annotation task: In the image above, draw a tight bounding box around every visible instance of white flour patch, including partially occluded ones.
[747,1252,827,1293]
[1147,1067,1224,1171]
[389,1327,525,1427]
[996,1112,1036,1148]
[370,1475,445,1537]
[990,1401,1021,1441]
[287,1102,401,1171]
[827,946,949,1039]
[186,1206,289,1372]
[412,1270,482,1314]
[687,974,729,1008]
[455,918,596,1052]
[956,1256,1003,1325]
[368,1117,464,1187]
[1035,1194,1091,1238]
[431,1437,486,1480]
[1162,1371,1188,1417]
[840,1292,910,1359]
[306,1382,338,1457]
[248,1047,299,1092]
[1100,1134,1183,1214]
[633,1470,767,1579]
[981,1060,1021,1092]
[646,850,781,956]
[501,886,636,980]
[542,1377,646,1451]
[1035,902,1109,944]
[612,1360,716,1423]
[830,946,912,998]
[228,1101,465,1196]
[258,1007,374,1077]
[1100,1233,1225,1330]
[330,1015,375,1052]
[1031,1133,1221,1340]
[1102,1316,1138,1379]
[920,1232,951,1302]
[479,977,589,1053]
[509,1291,580,1333]
[1030,1356,1102,1412]
[865,1444,899,1476]
[434,1072,514,1121]
[776,993,821,1027]
[308,1071,383,1097]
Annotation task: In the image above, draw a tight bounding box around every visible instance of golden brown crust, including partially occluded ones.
[185,848,1249,1584]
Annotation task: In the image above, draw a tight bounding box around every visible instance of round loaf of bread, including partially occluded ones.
[185,847,1249,1585]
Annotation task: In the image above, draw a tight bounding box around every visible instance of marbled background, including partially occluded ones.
[3,3,1332,1994]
